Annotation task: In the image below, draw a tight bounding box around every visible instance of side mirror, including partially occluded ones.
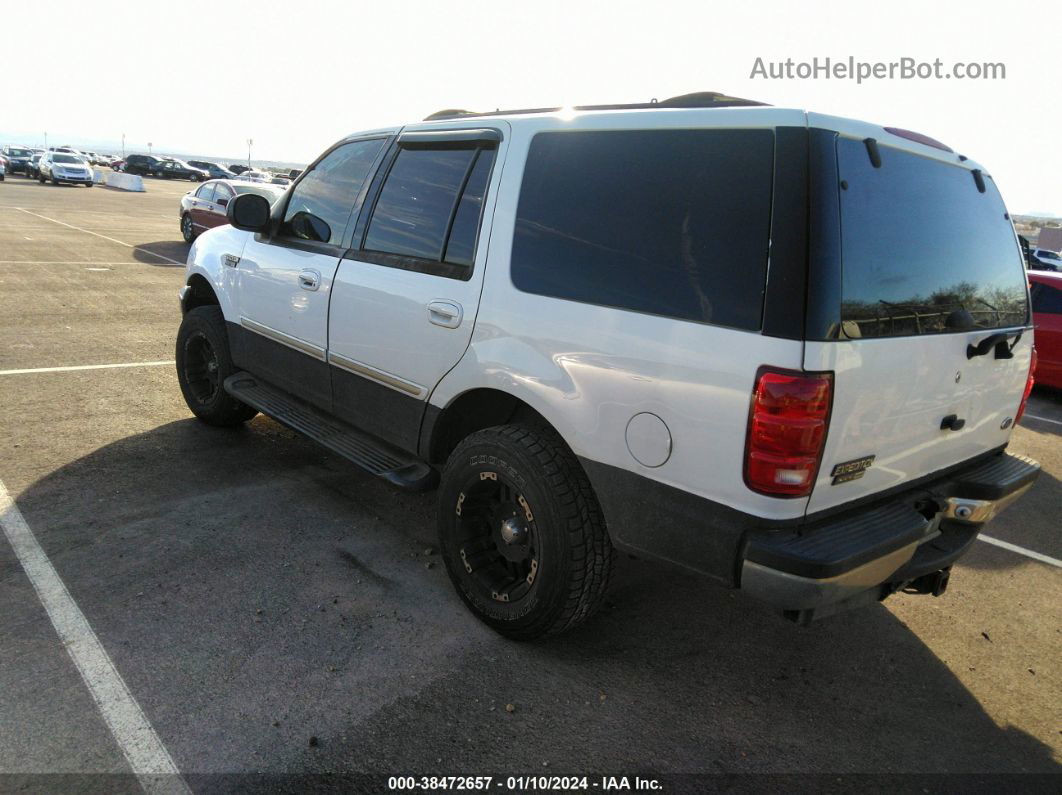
[226,193,271,233]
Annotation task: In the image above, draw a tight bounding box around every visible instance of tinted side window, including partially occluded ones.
[195,183,216,201]
[444,149,495,267]
[1031,282,1062,314]
[364,148,476,260]
[511,129,774,330]
[279,138,385,246]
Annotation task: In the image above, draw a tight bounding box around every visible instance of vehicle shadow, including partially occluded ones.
[133,241,189,267]
[6,418,1059,778]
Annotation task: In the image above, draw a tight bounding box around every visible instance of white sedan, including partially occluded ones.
[237,170,272,183]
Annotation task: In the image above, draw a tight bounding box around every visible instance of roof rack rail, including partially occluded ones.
[423,91,768,121]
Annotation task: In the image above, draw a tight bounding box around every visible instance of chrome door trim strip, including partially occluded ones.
[239,316,326,361]
[327,352,424,398]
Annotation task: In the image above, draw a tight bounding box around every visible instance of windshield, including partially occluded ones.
[53,154,85,164]
[837,139,1028,338]
[8,148,33,157]
[1040,250,1061,260]
[234,184,283,201]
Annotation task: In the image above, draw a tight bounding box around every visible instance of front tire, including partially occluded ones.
[176,306,258,426]
[438,425,613,639]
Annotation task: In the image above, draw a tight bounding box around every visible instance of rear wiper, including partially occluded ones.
[966,329,1022,360]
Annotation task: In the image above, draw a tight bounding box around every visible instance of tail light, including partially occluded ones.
[1014,348,1037,424]
[744,368,833,498]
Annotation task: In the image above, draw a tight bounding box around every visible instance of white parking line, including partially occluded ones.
[0,479,190,794]
[0,361,175,376]
[15,208,183,266]
[1022,413,1062,428]
[978,534,1062,568]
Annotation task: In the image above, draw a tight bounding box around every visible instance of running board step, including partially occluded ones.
[224,372,437,491]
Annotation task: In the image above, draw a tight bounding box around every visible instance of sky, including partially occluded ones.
[3,0,1060,214]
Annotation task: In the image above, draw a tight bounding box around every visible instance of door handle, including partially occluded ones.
[427,300,463,329]
[298,269,321,291]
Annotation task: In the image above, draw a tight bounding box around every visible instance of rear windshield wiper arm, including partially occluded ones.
[966,329,1022,360]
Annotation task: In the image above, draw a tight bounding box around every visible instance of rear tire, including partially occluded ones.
[176,306,258,426]
[180,213,195,242]
[438,424,613,639]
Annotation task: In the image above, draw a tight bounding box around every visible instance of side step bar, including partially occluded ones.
[224,372,437,491]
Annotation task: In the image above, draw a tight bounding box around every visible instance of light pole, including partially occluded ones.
[44,131,47,150]
[247,138,253,169]
[148,141,153,155]
[121,133,125,158]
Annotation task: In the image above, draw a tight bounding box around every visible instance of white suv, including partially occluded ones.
[175,93,1040,638]
[39,151,94,186]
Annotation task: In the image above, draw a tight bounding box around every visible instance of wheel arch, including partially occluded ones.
[421,387,559,467]
[181,273,219,315]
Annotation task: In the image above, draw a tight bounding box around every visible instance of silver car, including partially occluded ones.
[39,152,94,186]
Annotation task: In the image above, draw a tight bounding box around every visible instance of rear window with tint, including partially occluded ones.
[837,140,1028,338]
[511,129,774,331]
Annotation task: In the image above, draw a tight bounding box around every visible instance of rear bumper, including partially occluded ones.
[741,452,1040,620]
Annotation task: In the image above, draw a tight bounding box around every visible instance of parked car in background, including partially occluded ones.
[229,164,250,175]
[269,176,292,187]
[188,160,236,180]
[288,168,303,179]
[39,151,93,186]
[1,146,35,174]
[1030,248,1061,271]
[111,158,126,172]
[0,155,6,181]
[24,153,43,179]
[179,179,285,242]
[152,159,208,181]
[123,153,165,176]
[236,169,271,183]
[1029,271,1062,389]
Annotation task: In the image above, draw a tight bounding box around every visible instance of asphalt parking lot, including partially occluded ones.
[0,175,1059,790]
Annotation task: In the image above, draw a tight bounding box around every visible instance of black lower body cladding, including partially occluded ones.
[582,451,1040,616]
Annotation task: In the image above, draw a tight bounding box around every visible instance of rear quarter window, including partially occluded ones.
[837,139,1028,338]
[511,129,774,331]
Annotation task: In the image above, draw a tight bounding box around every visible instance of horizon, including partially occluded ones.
[1,0,1060,215]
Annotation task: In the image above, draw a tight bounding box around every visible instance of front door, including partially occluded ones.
[327,123,508,451]
[229,136,390,409]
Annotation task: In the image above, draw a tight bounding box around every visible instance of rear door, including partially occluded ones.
[189,182,215,232]
[205,182,233,230]
[804,129,1032,514]
[326,123,508,451]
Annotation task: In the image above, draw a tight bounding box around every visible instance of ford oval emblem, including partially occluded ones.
[1000,417,1013,429]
